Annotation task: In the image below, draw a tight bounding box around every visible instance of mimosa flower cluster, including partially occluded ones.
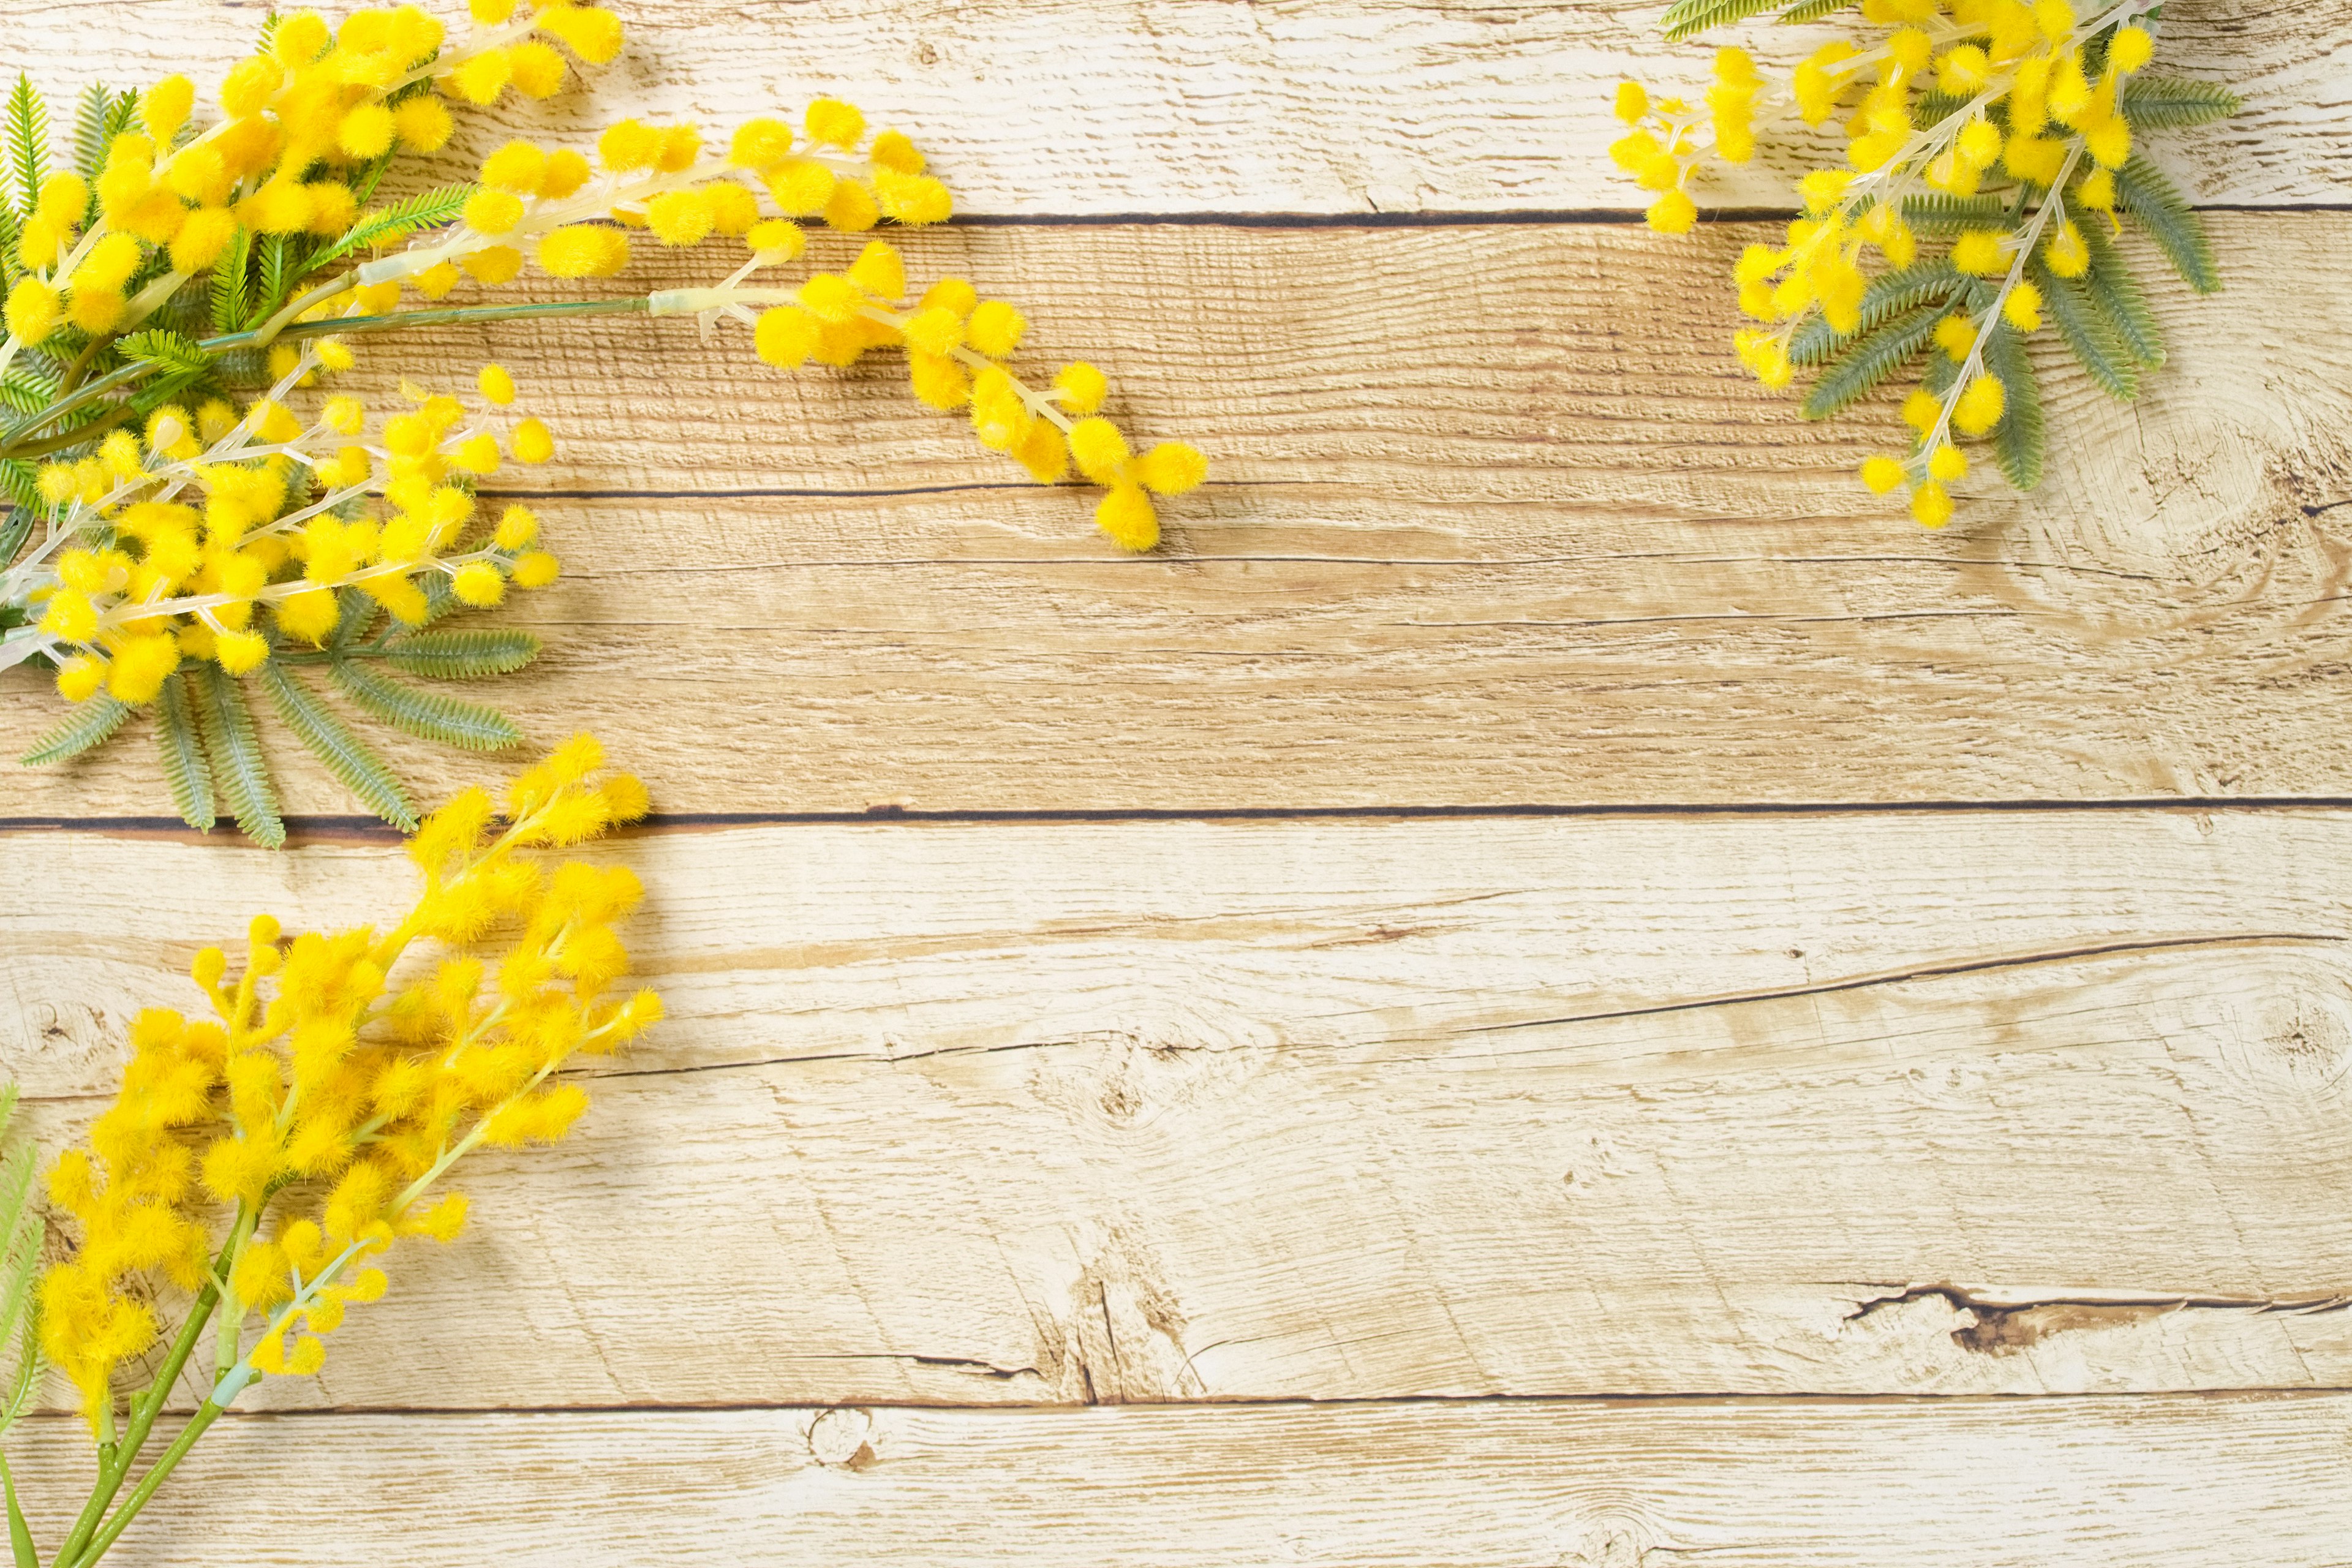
[3,1,1207,843]
[37,738,658,1568]
[1612,0,2237,526]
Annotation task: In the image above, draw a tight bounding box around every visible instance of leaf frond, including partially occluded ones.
[307,183,472,271]
[2119,74,2242,130]
[258,660,418,830]
[154,671,216,831]
[2114,153,2222,293]
[1789,258,1962,366]
[1802,304,1946,420]
[2034,260,2138,401]
[1982,322,2046,492]
[330,660,525,752]
[20,693,130,766]
[1902,192,2007,233]
[2079,220,2164,369]
[190,665,282,847]
[380,627,543,680]
[1660,0,1779,42]
[4,77,46,221]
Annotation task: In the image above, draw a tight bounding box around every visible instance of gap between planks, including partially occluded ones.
[11,795,2352,840]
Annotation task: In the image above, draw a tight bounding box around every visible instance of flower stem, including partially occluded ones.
[61,1400,224,1568]
[50,1279,222,1568]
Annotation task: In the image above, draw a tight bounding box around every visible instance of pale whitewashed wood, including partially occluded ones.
[12,1396,2352,1566]
[0,1,2338,213]
[4,219,2348,816]
[6,814,2350,1408]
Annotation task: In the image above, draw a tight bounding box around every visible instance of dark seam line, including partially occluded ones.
[20,1387,2344,1420]
[943,203,2344,228]
[7,796,2352,840]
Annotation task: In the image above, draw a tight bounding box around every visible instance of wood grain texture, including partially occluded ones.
[7,814,2350,1408]
[6,218,2348,816]
[0,1,2340,213]
[11,1396,2352,1566]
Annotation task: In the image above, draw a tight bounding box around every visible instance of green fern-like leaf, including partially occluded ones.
[154,671,216,831]
[0,459,39,516]
[0,373,53,418]
[71,84,136,186]
[2114,153,2220,294]
[1802,304,1947,420]
[1660,0,1779,41]
[1981,323,2045,492]
[0,505,27,567]
[306,183,473,271]
[190,665,284,847]
[211,228,253,334]
[4,77,45,222]
[380,627,543,680]
[256,234,296,323]
[2079,221,2163,369]
[2119,74,2242,129]
[2033,262,2138,401]
[257,660,417,830]
[0,1081,41,1435]
[1901,192,2007,234]
[1775,0,1856,22]
[331,660,524,752]
[118,328,209,377]
[1789,258,1962,366]
[20,693,131,766]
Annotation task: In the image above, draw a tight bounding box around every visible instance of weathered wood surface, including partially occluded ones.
[6,2,2352,1558]
[1,0,2342,212]
[5,218,2350,817]
[12,1396,2352,1566]
[6,814,2350,1409]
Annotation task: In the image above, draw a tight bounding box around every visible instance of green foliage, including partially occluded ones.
[2115,153,2221,293]
[258,660,418,830]
[1659,0,1854,42]
[190,666,284,848]
[0,460,39,516]
[2119,74,2242,129]
[118,328,210,377]
[308,184,473,272]
[1901,193,2008,234]
[4,77,46,222]
[1802,304,1947,420]
[0,1081,42,1441]
[154,671,217,831]
[211,228,254,334]
[70,83,137,185]
[1981,323,2045,492]
[2081,221,2164,369]
[380,627,543,680]
[20,692,131,766]
[2033,261,2137,401]
[331,660,525,752]
[1789,258,1961,366]
[257,234,296,322]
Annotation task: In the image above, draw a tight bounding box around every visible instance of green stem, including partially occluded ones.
[51,1279,223,1568]
[1,406,133,462]
[61,1401,223,1568]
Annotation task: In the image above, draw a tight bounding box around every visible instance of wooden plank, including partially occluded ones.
[3,1,2340,212]
[11,1396,2352,1565]
[5,218,2350,816]
[7,813,2351,1408]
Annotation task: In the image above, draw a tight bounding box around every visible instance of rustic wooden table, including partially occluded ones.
[3,1,2350,1562]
